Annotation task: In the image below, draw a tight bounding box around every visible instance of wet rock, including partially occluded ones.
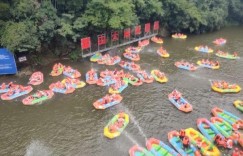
[17,66,32,76]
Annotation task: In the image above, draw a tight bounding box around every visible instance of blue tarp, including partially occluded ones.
[0,48,17,75]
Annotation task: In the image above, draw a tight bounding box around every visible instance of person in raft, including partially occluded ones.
[131,62,136,68]
[182,136,190,149]
[103,95,111,105]
[1,83,6,90]
[179,129,192,149]
[214,134,233,149]
[179,129,186,140]
[108,114,125,133]
[233,52,238,57]
[232,148,243,156]
[171,90,181,101]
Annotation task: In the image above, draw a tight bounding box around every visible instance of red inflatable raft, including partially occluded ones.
[28,71,44,85]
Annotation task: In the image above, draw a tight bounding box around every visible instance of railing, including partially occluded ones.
[80,21,159,58]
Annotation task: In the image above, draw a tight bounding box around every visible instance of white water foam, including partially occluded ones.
[25,140,52,156]
[110,103,148,140]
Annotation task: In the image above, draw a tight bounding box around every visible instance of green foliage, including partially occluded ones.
[195,0,229,32]
[1,21,40,52]
[35,1,60,42]
[228,0,243,23]
[82,0,138,31]
[11,0,40,20]
[55,0,85,14]
[69,49,80,61]
[1,0,243,55]
[57,14,75,39]
[162,0,203,33]
[0,2,10,20]
[133,0,163,21]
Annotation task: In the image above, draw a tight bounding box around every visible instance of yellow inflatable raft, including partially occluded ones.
[197,61,220,70]
[211,82,241,93]
[151,70,168,83]
[185,128,220,156]
[104,112,129,139]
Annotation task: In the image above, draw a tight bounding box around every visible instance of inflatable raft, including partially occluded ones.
[197,118,223,142]
[138,39,149,47]
[157,47,170,58]
[109,80,128,94]
[61,78,86,88]
[1,86,33,100]
[106,56,121,66]
[63,66,81,79]
[125,47,142,54]
[197,61,219,69]
[96,76,116,86]
[100,69,114,78]
[119,61,141,71]
[172,33,187,39]
[210,80,241,93]
[50,63,64,76]
[86,69,98,84]
[194,46,213,53]
[168,90,193,113]
[104,112,129,139]
[124,78,143,86]
[49,82,75,94]
[151,36,163,44]
[146,138,179,156]
[233,100,243,112]
[136,70,154,83]
[123,52,140,61]
[0,82,17,94]
[129,145,153,156]
[151,70,168,83]
[22,90,54,105]
[90,52,102,62]
[28,71,44,85]
[213,38,227,45]
[216,51,240,60]
[93,94,123,109]
[175,61,197,71]
[168,130,200,156]
[211,107,243,129]
[185,128,220,156]
[210,117,233,138]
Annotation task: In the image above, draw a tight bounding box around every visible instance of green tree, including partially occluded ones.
[55,0,86,15]
[35,1,60,43]
[82,0,138,32]
[1,21,40,53]
[228,0,243,23]
[133,0,163,22]
[161,0,203,33]
[195,0,229,32]
[0,2,11,42]
[10,0,40,20]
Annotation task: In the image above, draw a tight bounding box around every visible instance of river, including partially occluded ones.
[0,26,243,156]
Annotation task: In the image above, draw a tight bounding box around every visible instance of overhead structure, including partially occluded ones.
[80,21,160,58]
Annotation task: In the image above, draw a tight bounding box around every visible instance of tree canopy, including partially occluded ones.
[0,0,242,54]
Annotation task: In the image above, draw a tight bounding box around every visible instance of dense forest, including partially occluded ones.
[0,0,243,58]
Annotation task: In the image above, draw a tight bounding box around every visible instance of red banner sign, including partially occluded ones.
[145,23,151,33]
[124,28,131,39]
[153,21,159,30]
[111,31,119,41]
[81,37,91,50]
[135,25,141,35]
[97,34,106,46]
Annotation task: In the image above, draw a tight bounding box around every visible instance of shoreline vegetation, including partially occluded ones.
[0,0,243,64]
